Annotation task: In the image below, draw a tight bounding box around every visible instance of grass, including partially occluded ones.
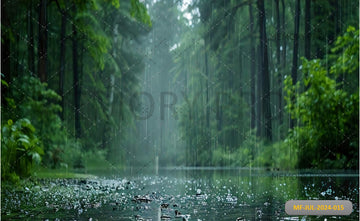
[33,167,98,179]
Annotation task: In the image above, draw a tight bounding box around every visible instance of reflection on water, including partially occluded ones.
[117,168,359,220]
[1,168,359,220]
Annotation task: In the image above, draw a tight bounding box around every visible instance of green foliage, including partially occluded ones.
[1,118,43,181]
[212,146,253,167]
[211,132,298,169]
[2,76,67,170]
[60,140,84,169]
[82,149,108,170]
[12,76,64,165]
[2,0,357,174]
[284,27,359,169]
[330,26,359,75]
[270,140,298,170]
[106,0,120,9]
[75,11,110,70]
[60,139,110,170]
[1,24,15,43]
[212,132,256,167]
[1,0,152,177]
[212,147,235,166]
[130,0,152,27]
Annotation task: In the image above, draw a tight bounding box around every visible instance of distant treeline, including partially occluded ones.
[170,0,359,169]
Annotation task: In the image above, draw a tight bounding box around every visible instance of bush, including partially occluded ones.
[57,139,84,169]
[271,140,297,169]
[2,75,67,169]
[212,146,235,166]
[1,119,43,181]
[284,27,359,169]
[82,149,108,171]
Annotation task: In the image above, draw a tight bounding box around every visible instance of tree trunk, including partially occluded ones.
[256,45,262,137]
[102,55,116,150]
[204,34,211,163]
[59,11,67,120]
[329,0,340,45]
[281,0,286,74]
[257,0,272,141]
[38,0,47,82]
[249,3,256,130]
[275,0,283,126]
[1,5,10,83]
[108,74,115,115]
[27,0,35,75]
[72,12,81,139]
[1,3,11,108]
[290,0,300,129]
[204,38,210,129]
[305,0,311,60]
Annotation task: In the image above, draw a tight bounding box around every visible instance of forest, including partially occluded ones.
[1,0,359,182]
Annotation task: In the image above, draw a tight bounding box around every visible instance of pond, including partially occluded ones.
[1,168,359,220]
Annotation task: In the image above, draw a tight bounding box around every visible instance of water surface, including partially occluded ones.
[2,168,358,220]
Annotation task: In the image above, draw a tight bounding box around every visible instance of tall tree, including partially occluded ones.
[257,0,272,141]
[38,0,47,82]
[27,0,35,75]
[72,6,81,139]
[281,0,286,77]
[275,0,282,125]
[249,3,256,130]
[290,0,300,129]
[1,3,10,83]
[59,7,67,121]
[204,34,211,162]
[204,40,210,129]
[305,0,311,59]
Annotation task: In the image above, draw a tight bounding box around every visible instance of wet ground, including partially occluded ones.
[1,168,359,220]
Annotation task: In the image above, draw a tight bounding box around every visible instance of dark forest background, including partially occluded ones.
[1,0,358,182]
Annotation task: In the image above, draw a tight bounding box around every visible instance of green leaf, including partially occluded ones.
[31,152,41,164]
[130,0,152,27]
[1,79,8,87]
